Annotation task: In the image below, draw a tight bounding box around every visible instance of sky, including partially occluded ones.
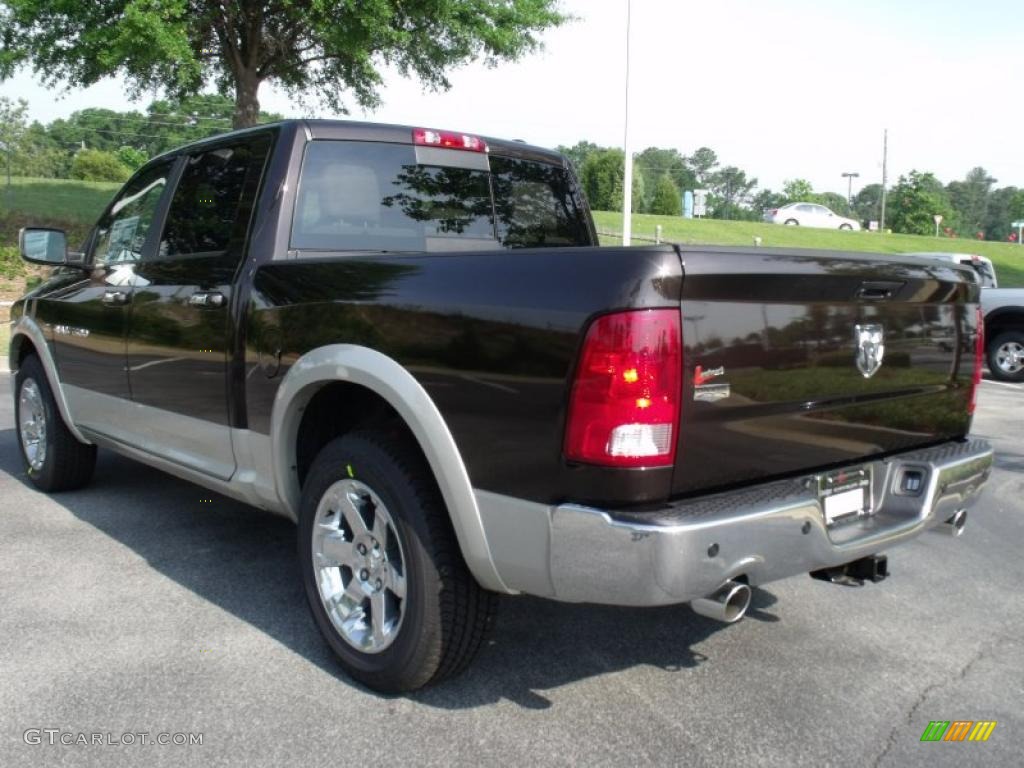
[3,0,1022,197]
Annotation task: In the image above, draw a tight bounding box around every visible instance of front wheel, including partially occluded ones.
[15,355,97,492]
[839,223,853,231]
[298,430,496,692]
[987,330,1024,382]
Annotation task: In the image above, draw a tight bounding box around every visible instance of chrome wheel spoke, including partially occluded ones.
[340,491,370,537]
[386,566,406,599]
[317,530,353,568]
[371,511,388,552]
[370,591,387,646]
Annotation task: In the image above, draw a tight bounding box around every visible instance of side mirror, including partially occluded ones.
[19,227,70,266]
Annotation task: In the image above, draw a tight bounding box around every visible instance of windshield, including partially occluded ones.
[291,140,592,252]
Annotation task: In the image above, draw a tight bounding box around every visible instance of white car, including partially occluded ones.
[764,202,861,230]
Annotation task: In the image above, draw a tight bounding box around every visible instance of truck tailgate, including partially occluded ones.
[673,247,981,496]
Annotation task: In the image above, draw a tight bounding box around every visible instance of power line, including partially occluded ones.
[54,112,232,127]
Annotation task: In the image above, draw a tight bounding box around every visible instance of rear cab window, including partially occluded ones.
[290,140,591,253]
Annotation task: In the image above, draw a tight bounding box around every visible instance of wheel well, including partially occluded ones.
[294,381,426,488]
[10,334,37,371]
[985,310,1024,344]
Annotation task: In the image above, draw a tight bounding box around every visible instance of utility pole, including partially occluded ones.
[879,129,888,233]
[841,172,859,207]
[621,0,633,246]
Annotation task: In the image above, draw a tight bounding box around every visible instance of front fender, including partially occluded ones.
[9,314,91,445]
[269,344,512,594]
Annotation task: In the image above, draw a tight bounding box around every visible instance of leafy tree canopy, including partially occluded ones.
[887,170,954,236]
[0,0,567,128]
[649,174,681,216]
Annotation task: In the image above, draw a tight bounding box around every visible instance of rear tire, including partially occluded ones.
[987,330,1024,382]
[298,430,496,692]
[15,354,97,492]
[784,219,799,226]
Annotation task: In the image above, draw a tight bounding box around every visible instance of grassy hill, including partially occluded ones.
[593,211,1024,287]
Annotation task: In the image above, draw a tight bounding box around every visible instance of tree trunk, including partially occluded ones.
[233,72,261,129]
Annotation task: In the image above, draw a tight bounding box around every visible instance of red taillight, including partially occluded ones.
[412,128,488,153]
[564,309,682,467]
[968,305,984,415]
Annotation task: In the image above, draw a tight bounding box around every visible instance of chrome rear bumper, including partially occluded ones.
[477,439,993,606]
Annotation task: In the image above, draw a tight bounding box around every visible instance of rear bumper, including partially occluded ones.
[477,439,993,606]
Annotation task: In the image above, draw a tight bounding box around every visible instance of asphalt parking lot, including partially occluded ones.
[1,376,1021,767]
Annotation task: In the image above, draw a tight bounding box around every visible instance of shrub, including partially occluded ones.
[70,149,131,182]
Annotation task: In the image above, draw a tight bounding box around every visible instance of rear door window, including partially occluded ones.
[156,135,271,261]
[291,140,590,252]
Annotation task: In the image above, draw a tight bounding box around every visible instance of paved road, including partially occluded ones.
[1,377,1021,767]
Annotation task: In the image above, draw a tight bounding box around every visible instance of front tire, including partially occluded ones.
[987,330,1024,382]
[298,430,496,692]
[839,223,853,231]
[15,354,97,492]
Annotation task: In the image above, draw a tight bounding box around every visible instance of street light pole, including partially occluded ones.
[841,172,859,207]
[879,129,888,233]
[621,0,633,246]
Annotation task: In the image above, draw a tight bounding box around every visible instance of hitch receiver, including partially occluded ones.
[810,554,889,586]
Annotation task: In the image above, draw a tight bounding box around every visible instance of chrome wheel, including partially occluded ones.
[311,479,407,654]
[18,378,48,471]
[995,341,1023,375]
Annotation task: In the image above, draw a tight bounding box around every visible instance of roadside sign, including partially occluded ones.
[693,189,708,218]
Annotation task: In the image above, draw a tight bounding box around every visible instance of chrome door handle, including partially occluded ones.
[188,291,226,308]
[101,290,130,306]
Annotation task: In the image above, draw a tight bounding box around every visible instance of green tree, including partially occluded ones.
[887,171,954,236]
[752,189,787,215]
[1011,189,1024,224]
[117,146,148,170]
[636,147,695,199]
[853,183,883,225]
[978,185,1019,240]
[557,141,602,176]
[649,174,681,216]
[710,166,757,220]
[815,191,852,217]
[0,1,567,129]
[0,96,29,184]
[580,148,625,211]
[70,148,131,182]
[782,178,815,202]
[947,167,996,237]
[687,147,718,186]
[12,122,69,177]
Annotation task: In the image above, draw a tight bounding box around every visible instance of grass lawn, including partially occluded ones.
[593,211,1024,288]
[2,176,120,226]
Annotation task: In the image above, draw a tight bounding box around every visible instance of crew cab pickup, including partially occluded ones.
[10,120,993,692]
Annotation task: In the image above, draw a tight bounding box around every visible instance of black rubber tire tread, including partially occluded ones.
[986,330,1024,383]
[15,354,96,492]
[299,428,496,692]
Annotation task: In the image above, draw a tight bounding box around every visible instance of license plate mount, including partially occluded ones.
[818,466,872,526]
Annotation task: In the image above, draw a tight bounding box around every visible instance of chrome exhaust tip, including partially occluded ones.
[943,509,968,537]
[691,580,752,623]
